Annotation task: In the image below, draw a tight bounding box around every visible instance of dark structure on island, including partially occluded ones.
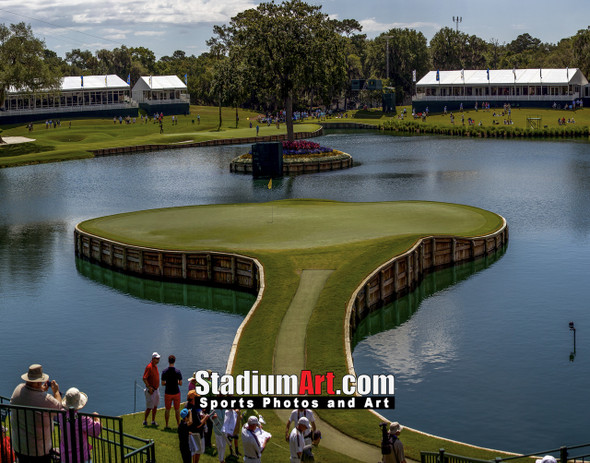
[252,142,283,178]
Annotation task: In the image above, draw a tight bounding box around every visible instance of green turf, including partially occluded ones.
[80,199,508,461]
[0,105,319,168]
[3,103,589,168]
[78,199,502,251]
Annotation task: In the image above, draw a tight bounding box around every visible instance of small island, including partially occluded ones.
[230,139,353,175]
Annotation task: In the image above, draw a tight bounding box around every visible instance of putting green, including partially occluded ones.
[79,199,502,251]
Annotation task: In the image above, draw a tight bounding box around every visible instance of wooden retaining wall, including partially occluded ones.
[91,128,323,157]
[230,154,353,175]
[74,228,259,293]
[346,220,509,344]
[320,122,378,130]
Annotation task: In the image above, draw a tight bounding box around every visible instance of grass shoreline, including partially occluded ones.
[2,104,590,168]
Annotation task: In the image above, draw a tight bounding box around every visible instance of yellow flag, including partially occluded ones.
[268,178,272,189]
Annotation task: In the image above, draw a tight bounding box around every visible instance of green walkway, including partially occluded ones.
[273,269,383,462]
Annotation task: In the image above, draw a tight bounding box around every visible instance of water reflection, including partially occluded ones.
[75,258,256,315]
[352,246,507,351]
[0,222,68,286]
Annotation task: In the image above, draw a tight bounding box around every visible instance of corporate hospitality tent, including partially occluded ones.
[0,74,136,123]
[412,68,589,112]
[131,75,190,115]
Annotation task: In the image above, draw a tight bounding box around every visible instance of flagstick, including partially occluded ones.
[268,177,274,223]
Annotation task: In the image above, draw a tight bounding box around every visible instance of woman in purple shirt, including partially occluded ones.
[59,387,102,463]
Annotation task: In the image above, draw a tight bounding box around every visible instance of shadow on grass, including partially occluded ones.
[0,143,55,158]
[352,110,386,119]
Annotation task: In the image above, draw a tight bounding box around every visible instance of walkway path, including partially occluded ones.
[273,269,383,463]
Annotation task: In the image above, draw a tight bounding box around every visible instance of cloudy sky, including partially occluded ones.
[1,0,589,59]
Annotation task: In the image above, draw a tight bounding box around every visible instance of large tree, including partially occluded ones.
[430,27,489,71]
[208,0,356,141]
[0,22,61,142]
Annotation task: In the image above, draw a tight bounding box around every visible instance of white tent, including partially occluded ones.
[417,68,588,87]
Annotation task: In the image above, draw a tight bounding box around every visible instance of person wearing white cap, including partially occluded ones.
[381,421,406,463]
[59,387,102,463]
[285,408,316,457]
[142,352,161,426]
[10,364,62,463]
[289,416,309,463]
[241,415,270,462]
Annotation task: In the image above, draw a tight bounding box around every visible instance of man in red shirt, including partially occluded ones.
[143,352,160,426]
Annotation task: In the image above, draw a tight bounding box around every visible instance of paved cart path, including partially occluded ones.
[273,269,384,463]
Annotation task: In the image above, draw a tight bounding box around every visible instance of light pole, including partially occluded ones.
[569,321,576,362]
[384,36,393,82]
[452,16,462,32]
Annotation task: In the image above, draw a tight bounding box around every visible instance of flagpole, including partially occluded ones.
[268,177,273,223]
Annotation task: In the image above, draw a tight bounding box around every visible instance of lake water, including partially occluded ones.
[1,131,589,452]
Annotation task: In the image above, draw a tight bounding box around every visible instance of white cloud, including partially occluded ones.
[360,17,440,35]
[101,28,126,40]
[61,0,258,25]
[135,30,166,37]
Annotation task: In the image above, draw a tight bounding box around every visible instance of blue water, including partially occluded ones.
[1,132,590,452]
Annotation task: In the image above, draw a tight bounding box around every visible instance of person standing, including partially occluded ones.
[10,364,62,463]
[143,352,160,426]
[289,417,309,463]
[186,391,209,463]
[1,423,14,463]
[222,408,240,458]
[178,408,193,463]
[241,416,269,463]
[59,387,102,463]
[161,354,183,428]
[381,421,406,463]
[285,408,316,458]
[210,405,227,463]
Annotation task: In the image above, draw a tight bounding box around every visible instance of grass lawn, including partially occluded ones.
[122,407,364,463]
[80,199,514,462]
[324,105,590,131]
[0,105,318,168]
[2,103,589,168]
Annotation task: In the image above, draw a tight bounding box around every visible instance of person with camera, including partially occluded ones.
[380,421,406,463]
[10,364,62,463]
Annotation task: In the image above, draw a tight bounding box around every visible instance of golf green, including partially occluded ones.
[78,199,503,251]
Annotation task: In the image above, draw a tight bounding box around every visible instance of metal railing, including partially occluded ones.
[1,397,154,463]
[0,102,138,116]
[135,94,190,104]
[413,94,580,102]
[421,443,590,463]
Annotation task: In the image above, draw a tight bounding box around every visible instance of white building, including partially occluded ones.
[131,75,190,115]
[1,75,137,123]
[413,68,589,112]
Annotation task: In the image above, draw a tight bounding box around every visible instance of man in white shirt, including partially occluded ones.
[289,417,310,463]
[241,416,270,463]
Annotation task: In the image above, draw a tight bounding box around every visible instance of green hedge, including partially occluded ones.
[381,120,590,138]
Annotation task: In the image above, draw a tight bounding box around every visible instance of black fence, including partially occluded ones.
[0,396,154,463]
[421,444,590,463]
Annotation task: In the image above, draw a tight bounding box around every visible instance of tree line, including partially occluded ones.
[3,2,590,114]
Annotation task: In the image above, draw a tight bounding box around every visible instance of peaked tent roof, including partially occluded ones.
[65,74,129,90]
[135,75,187,90]
[417,69,588,87]
[8,74,129,94]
